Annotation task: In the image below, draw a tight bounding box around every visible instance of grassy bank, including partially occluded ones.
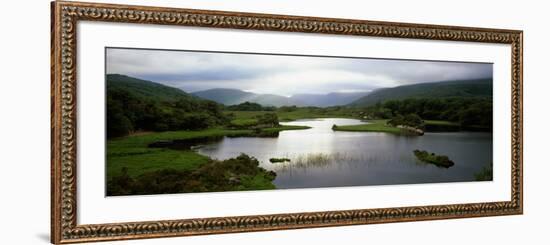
[332,120,403,134]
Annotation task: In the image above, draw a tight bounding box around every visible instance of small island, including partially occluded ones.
[332,113,426,135]
[270,158,291,163]
[413,150,454,168]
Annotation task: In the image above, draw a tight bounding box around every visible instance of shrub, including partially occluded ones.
[413,150,454,168]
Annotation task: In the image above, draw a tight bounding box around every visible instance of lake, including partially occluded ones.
[197,118,493,189]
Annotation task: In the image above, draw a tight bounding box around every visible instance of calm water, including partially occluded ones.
[197,118,492,189]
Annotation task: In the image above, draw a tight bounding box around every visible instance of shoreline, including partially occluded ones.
[332,119,489,134]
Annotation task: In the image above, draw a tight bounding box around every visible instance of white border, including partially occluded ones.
[77,21,511,224]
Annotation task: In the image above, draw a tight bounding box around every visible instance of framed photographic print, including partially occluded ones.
[51,0,523,243]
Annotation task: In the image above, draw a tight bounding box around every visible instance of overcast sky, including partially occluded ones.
[106,48,492,97]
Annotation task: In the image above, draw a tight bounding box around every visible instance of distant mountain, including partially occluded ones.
[192,88,303,107]
[107,75,492,109]
[106,74,193,102]
[191,88,252,105]
[252,94,303,107]
[193,88,371,107]
[350,78,492,107]
[290,92,370,107]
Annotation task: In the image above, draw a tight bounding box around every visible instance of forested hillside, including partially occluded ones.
[106,74,228,138]
[350,78,492,106]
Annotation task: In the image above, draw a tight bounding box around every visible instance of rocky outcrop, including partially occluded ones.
[396,125,424,135]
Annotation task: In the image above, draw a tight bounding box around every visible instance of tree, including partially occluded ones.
[106,95,134,137]
[388,114,405,126]
[388,113,424,129]
[107,112,133,138]
[404,113,424,129]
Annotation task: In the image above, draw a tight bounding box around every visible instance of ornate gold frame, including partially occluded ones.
[51,1,523,243]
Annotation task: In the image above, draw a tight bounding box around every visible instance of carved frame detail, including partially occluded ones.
[51,1,523,243]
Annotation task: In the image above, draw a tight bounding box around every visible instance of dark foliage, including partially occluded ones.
[388,113,425,129]
[255,113,279,127]
[106,93,134,138]
[226,101,276,111]
[364,97,492,130]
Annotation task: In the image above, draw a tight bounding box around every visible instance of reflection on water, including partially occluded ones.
[197,118,493,189]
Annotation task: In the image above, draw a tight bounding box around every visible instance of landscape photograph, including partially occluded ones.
[105,47,493,196]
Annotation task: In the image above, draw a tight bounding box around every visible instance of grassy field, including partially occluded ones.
[277,109,355,121]
[108,128,248,178]
[225,108,357,122]
[229,118,259,127]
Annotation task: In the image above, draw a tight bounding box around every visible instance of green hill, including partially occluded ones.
[350,78,492,107]
[106,74,192,102]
